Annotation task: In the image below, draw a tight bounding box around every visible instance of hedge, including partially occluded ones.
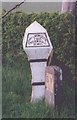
[2,12,75,80]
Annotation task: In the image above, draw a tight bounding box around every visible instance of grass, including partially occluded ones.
[2,60,75,118]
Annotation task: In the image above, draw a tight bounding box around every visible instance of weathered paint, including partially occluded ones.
[23,21,53,102]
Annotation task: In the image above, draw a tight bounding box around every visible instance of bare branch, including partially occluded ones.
[2,0,25,19]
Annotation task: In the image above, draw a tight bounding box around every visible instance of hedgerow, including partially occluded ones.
[2,12,75,79]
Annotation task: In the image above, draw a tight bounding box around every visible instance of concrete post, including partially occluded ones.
[23,21,53,102]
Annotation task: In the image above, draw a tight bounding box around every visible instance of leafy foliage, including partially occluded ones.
[2,12,75,118]
[2,12,75,76]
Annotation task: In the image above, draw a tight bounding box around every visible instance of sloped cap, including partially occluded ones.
[26,21,47,33]
[23,21,53,49]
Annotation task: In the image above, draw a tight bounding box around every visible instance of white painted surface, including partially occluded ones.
[60,68,62,80]
[53,66,62,81]
[31,86,45,102]
[23,21,53,102]
[30,62,46,83]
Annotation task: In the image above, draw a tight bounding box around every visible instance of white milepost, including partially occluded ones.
[23,21,53,102]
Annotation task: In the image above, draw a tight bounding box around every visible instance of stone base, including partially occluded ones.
[45,66,62,109]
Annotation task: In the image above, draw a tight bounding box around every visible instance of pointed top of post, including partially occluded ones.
[23,21,53,49]
[26,21,46,33]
